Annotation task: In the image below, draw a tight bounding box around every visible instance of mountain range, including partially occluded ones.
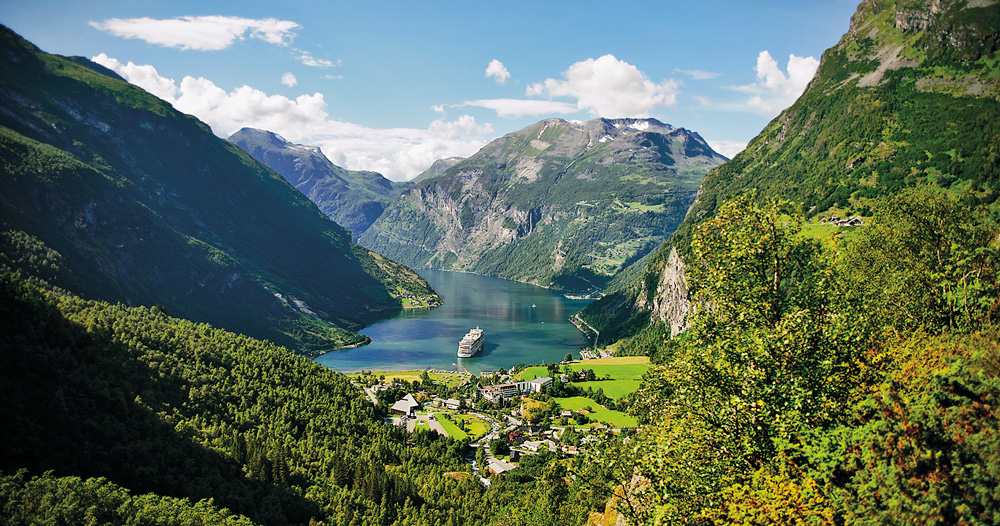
[0,26,438,355]
[359,117,726,292]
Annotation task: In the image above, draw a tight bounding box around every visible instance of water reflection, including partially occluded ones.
[315,270,591,373]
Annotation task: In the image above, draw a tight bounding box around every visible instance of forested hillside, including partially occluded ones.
[0,26,438,355]
[581,0,1000,340]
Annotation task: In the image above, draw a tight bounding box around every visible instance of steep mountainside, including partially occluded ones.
[580,0,1000,341]
[411,156,464,184]
[0,26,437,354]
[229,128,405,238]
[360,118,726,292]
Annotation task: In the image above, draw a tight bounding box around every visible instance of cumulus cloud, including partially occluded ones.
[732,51,818,116]
[455,98,578,118]
[92,53,495,181]
[674,68,720,80]
[89,16,299,51]
[706,139,748,158]
[525,54,679,117]
[280,72,297,87]
[431,104,445,113]
[484,59,511,84]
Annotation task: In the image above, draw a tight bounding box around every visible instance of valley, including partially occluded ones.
[2,1,1000,525]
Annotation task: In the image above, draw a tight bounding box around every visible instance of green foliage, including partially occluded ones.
[840,186,999,333]
[581,186,1000,524]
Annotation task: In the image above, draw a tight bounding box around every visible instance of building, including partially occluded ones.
[444,398,461,410]
[390,394,419,417]
[479,376,553,403]
[487,458,516,475]
[527,376,552,393]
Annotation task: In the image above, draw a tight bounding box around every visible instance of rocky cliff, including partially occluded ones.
[360,117,726,292]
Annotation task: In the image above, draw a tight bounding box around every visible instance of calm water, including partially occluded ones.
[315,270,592,373]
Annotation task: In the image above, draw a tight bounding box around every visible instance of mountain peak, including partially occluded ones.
[230,127,290,147]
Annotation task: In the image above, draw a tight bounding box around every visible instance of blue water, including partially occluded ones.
[315,270,592,373]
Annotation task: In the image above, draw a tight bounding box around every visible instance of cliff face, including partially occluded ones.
[582,0,1000,338]
[360,117,726,292]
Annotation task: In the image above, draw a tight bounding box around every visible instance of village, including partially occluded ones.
[351,355,649,484]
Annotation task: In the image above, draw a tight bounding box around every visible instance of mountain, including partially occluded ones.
[360,117,727,292]
[0,26,438,355]
[580,0,1000,341]
[229,128,405,238]
[411,156,464,184]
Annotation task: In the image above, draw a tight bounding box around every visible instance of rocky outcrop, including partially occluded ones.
[638,247,689,336]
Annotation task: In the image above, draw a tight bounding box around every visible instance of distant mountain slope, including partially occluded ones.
[360,117,726,292]
[411,156,464,184]
[580,0,1000,340]
[229,128,404,237]
[0,26,438,354]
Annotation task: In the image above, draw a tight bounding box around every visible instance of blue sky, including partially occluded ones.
[1,1,859,179]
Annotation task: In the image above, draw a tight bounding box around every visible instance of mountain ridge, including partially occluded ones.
[229,127,405,238]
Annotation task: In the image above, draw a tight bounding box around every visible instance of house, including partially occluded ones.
[390,394,419,417]
[522,440,557,453]
[444,398,461,410]
[487,458,516,475]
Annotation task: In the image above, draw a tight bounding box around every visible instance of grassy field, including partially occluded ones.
[435,413,469,440]
[350,369,469,388]
[450,413,489,439]
[799,221,862,250]
[517,356,650,399]
[554,397,637,428]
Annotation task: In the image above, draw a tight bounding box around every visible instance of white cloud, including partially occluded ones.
[674,68,720,80]
[280,72,297,87]
[456,98,578,118]
[732,51,818,116]
[89,16,299,51]
[484,59,511,84]
[92,53,495,181]
[707,139,748,158]
[431,104,445,113]
[525,54,679,117]
[295,49,339,68]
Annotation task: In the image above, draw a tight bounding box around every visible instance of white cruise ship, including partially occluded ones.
[457,327,485,358]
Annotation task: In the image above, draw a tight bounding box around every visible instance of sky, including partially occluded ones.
[1,1,859,180]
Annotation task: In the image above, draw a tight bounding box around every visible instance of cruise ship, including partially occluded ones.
[457,327,485,358]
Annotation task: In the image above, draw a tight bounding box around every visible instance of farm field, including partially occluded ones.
[349,369,469,388]
[554,396,637,428]
[517,356,650,399]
